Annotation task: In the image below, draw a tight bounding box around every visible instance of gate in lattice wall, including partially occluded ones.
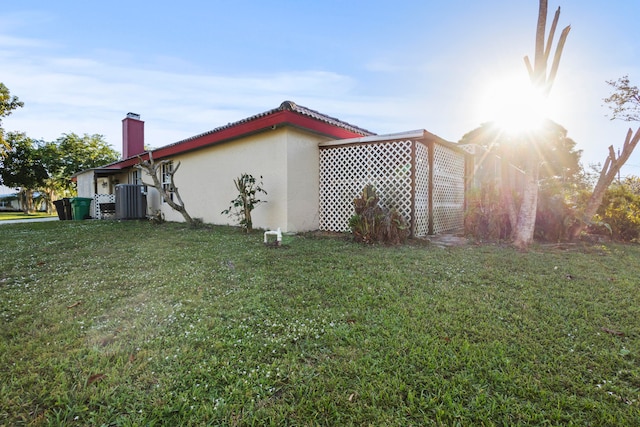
[319,131,466,237]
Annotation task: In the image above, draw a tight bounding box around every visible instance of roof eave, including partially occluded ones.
[108,109,371,170]
[319,129,460,149]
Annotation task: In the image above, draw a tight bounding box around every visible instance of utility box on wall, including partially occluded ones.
[115,184,147,219]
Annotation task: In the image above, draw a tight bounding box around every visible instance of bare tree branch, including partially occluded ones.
[524,56,534,78]
[570,127,640,239]
[543,7,561,63]
[533,0,548,83]
[135,152,194,224]
[546,25,571,95]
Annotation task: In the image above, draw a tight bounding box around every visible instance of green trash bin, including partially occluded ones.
[70,197,93,220]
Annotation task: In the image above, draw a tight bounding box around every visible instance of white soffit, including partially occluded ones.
[319,130,426,147]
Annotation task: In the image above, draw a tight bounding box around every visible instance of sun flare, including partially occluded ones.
[478,74,550,135]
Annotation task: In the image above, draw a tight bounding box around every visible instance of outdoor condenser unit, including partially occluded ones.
[115,184,147,219]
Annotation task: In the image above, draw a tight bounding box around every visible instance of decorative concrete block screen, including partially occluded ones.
[94,193,115,219]
[413,141,430,236]
[319,132,465,237]
[319,139,414,233]
[431,143,465,234]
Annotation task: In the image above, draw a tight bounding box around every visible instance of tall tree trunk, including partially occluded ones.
[22,189,35,213]
[513,159,540,249]
[513,0,570,249]
[47,190,56,214]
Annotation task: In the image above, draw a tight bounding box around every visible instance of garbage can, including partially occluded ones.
[63,198,72,220]
[53,200,68,220]
[70,197,93,220]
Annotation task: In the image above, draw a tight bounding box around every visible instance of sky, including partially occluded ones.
[2,0,640,190]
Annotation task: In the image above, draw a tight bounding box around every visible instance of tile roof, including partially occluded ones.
[175,100,375,145]
[101,101,377,170]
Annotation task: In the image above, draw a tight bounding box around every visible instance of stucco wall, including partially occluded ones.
[156,129,283,226]
[286,129,328,231]
[140,127,326,232]
[76,171,95,198]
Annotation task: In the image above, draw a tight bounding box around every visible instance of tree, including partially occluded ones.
[0,83,24,156]
[0,132,48,213]
[620,175,640,194]
[38,141,72,213]
[461,119,585,241]
[568,77,640,240]
[461,120,582,182]
[32,133,119,212]
[52,133,120,189]
[136,152,195,225]
[511,0,571,249]
[603,75,640,122]
[592,178,640,241]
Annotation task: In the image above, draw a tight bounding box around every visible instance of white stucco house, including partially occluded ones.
[75,101,468,235]
[75,101,375,232]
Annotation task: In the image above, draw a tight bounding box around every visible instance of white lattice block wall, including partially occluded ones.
[319,140,413,232]
[94,194,115,219]
[413,142,430,237]
[432,144,465,234]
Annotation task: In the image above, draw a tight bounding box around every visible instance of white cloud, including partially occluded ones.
[3,17,640,177]
[1,36,358,145]
[0,34,54,48]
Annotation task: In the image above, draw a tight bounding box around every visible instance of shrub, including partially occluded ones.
[534,184,582,242]
[349,185,409,245]
[222,173,267,232]
[592,182,640,242]
[148,209,165,225]
[464,184,511,240]
[466,180,591,243]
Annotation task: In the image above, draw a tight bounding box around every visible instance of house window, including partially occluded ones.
[130,169,141,185]
[130,169,148,194]
[161,161,174,203]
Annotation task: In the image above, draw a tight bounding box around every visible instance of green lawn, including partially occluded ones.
[0,212,56,221]
[1,221,638,426]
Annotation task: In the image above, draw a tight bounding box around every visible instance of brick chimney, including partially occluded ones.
[122,112,144,158]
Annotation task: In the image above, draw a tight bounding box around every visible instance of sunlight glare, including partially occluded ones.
[480,74,549,135]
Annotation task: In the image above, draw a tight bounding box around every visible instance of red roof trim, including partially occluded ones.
[280,111,370,139]
[110,109,368,169]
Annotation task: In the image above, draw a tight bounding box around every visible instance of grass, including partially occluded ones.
[0,212,56,221]
[0,220,638,426]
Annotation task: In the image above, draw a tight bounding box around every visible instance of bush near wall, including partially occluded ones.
[349,185,409,245]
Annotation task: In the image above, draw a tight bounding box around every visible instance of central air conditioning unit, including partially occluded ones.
[115,184,147,219]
